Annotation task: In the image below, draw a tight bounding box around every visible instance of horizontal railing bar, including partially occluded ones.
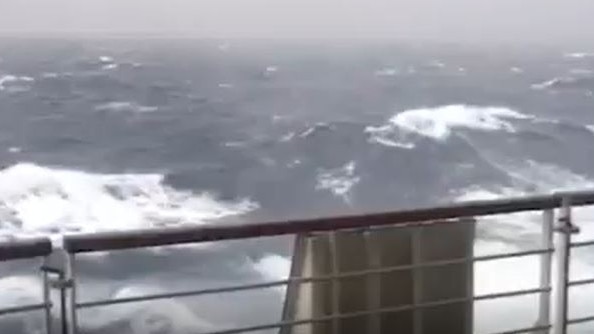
[567,314,594,325]
[76,248,551,308]
[0,238,52,261]
[76,280,290,308]
[0,303,50,316]
[570,240,594,248]
[63,190,594,253]
[197,287,548,334]
[474,287,549,301]
[568,278,594,287]
[487,324,552,334]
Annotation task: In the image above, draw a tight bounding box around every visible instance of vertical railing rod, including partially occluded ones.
[365,230,381,334]
[329,232,340,334]
[280,233,307,334]
[412,227,424,334]
[553,197,578,334]
[464,218,476,334]
[42,270,53,334]
[59,269,68,334]
[66,254,78,334]
[537,209,554,333]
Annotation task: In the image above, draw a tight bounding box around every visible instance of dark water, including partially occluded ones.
[1,38,594,333]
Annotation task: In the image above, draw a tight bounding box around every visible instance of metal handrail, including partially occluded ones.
[567,315,594,325]
[568,278,594,287]
[0,237,52,261]
[0,303,50,316]
[75,247,553,309]
[63,190,594,253]
[193,287,550,334]
[569,240,594,248]
[0,238,54,334]
[4,190,594,334]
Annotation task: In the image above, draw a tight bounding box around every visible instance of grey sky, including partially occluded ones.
[0,0,593,45]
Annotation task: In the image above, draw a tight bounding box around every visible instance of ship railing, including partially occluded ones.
[2,190,594,334]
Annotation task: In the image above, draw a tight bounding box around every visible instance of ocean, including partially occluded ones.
[1,38,594,333]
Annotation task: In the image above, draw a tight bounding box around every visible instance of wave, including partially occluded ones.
[531,75,594,91]
[95,101,159,113]
[564,52,594,59]
[79,285,220,333]
[297,122,334,139]
[265,66,278,73]
[315,161,360,203]
[102,63,118,71]
[0,276,47,333]
[510,67,524,74]
[364,123,416,149]
[366,105,532,146]
[0,75,35,92]
[218,83,234,89]
[373,67,399,77]
[0,163,257,239]
[253,254,291,294]
[451,161,594,333]
[99,56,115,63]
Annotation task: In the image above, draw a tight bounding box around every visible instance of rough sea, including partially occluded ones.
[2,38,594,333]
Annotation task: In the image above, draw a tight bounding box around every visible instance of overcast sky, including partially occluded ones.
[1,0,593,45]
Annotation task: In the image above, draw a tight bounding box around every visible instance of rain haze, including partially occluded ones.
[0,0,594,45]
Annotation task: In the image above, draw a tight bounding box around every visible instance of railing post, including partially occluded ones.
[42,269,53,334]
[41,249,77,334]
[412,227,423,334]
[365,229,381,334]
[553,197,579,334]
[65,253,78,334]
[329,232,340,334]
[280,233,307,334]
[536,209,554,333]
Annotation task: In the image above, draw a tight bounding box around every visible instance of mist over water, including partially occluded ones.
[1,38,594,333]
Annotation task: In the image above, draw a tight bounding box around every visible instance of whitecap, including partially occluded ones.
[287,159,301,168]
[569,68,593,75]
[451,162,594,333]
[315,161,360,203]
[0,163,257,238]
[78,285,219,333]
[298,123,333,138]
[99,56,114,63]
[531,77,575,90]
[101,63,118,71]
[364,124,416,149]
[564,52,594,59]
[280,132,296,142]
[374,67,398,77]
[223,141,247,148]
[253,254,291,293]
[0,75,35,91]
[428,60,446,69]
[95,101,158,113]
[41,72,59,78]
[378,105,532,141]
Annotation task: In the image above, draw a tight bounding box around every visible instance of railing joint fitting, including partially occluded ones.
[49,277,74,289]
[555,224,580,235]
